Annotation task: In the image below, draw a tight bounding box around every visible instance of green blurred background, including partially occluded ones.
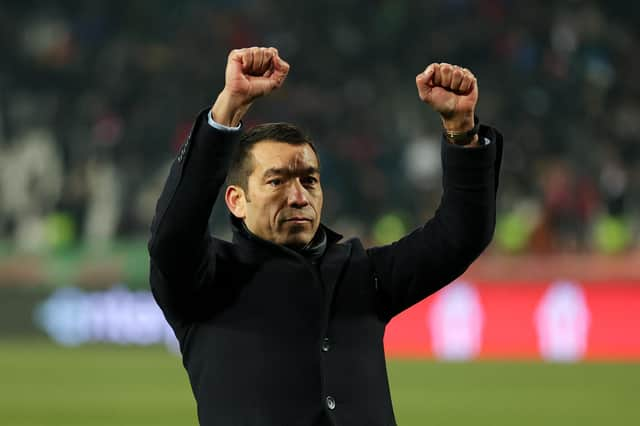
[1,340,639,425]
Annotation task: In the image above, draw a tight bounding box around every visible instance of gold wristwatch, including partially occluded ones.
[444,115,480,146]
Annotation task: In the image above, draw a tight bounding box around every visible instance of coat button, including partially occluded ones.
[321,338,330,352]
[326,396,336,410]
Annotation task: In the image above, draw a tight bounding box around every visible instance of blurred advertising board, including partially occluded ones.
[385,280,640,361]
[1,281,639,361]
[0,285,178,352]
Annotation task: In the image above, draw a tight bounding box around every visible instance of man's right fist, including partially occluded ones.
[225,47,290,104]
[212,47,290,127]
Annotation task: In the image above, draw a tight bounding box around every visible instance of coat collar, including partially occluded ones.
[229,214,343,262]
[228,214,351,314]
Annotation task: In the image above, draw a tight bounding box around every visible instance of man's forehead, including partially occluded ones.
[251,140,319,171]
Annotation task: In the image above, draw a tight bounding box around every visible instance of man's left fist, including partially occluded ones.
[416,63,478,132]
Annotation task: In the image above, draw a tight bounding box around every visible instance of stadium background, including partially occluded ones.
[1,0,639,425]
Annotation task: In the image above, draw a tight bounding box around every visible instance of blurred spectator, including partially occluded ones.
[0,127,63,252]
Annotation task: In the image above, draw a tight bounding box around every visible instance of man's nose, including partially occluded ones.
[287,180,309,207]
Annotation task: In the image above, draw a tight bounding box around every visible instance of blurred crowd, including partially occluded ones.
[1,0,639,255]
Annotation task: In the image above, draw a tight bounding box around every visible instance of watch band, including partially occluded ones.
[444,115,480,145]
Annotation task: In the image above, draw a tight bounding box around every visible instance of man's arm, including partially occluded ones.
[367,63,502,320]
[148,47,290,321]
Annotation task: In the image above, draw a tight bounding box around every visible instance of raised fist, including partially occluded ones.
[416,63,478,132]
[211,47,290,126]
[224,47,290,105]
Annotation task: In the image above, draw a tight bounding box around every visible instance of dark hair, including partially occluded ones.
[226,122,319,191]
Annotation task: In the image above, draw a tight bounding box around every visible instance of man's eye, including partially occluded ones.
[302,176,318,185]
[268,179,282,187]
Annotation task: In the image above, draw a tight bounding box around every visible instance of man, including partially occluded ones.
[148,46,502,426]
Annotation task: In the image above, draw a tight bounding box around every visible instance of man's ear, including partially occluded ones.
[225,185,247,218]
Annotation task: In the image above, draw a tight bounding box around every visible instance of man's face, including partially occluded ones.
[236,140,323,248]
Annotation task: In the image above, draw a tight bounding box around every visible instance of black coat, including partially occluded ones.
[148,109,503,426]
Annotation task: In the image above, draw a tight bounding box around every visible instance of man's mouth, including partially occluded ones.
[284,217,311,224]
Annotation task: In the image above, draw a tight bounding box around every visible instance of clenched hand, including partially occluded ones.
[212,47,290,127]
[416,63,478,134]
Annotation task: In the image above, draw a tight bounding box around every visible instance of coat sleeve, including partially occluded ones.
[367,125,502,321]
[147,108,239,324]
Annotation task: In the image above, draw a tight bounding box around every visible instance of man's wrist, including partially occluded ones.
[443,114,480,146]
[441,112,475,133]
[210,90,251,127]
[208,110,242,131]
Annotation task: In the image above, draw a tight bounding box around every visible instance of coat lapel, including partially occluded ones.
[319,242,352,315]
